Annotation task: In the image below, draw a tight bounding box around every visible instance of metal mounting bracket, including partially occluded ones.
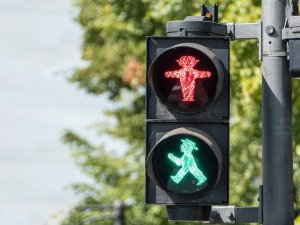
[207,186,263,224]
[227,22,263,59]
[206,206,260,224]
[207,205,235,224]
[282,16,300,40]
[281,15,300,77]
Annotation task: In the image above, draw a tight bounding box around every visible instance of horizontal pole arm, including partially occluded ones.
[227,22,262,40]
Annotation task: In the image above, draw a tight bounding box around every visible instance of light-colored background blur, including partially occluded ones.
[0,0,109,224]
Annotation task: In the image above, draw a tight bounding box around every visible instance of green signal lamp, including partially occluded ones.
[146,127,223,198]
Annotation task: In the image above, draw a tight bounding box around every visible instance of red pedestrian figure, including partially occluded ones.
[165,55,212,102]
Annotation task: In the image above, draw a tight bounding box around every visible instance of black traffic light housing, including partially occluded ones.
[146,15,229,210]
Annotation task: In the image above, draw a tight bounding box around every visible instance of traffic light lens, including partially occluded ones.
[150,45,220,113]
[152,132,220,197]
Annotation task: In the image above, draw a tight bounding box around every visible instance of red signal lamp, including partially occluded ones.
[149,43,225,113]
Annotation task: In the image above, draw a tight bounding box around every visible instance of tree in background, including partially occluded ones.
[60,0,300,224]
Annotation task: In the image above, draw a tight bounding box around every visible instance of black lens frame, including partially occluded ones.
[146,127,223,198]
[149,43,225,114]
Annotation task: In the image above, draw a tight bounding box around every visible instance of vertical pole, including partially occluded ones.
[113,200,124,225]
[262,0,294,224]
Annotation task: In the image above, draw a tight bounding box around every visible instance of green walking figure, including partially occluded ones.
[168,138,207,186]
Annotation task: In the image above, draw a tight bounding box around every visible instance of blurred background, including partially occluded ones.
[0,0,112,224]
[1,0,300,225]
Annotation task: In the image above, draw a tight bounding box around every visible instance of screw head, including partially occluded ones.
[265,25,275,35]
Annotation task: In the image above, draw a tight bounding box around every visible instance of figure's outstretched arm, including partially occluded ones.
[165,69,184,78]
[193,70,211,79]
[168,153,182,166]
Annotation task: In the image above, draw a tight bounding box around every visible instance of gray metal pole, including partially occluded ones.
[113,200,124,225]
[262,0,294,224]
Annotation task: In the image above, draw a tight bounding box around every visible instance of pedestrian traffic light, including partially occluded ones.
[146,36,229,205]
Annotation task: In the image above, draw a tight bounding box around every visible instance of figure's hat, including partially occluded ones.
[181,138,198,151]
[176,55,200,68]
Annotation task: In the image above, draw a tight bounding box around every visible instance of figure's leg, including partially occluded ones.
[187,82,196,101]
[182,82,196,102]
[181,84,189,101]
[171,168,189,184]
[189,166,207,186]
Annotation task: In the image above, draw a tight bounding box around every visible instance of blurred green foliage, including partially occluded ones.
[60,0,300,224]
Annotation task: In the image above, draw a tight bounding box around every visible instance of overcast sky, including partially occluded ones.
[0,0,111,224]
